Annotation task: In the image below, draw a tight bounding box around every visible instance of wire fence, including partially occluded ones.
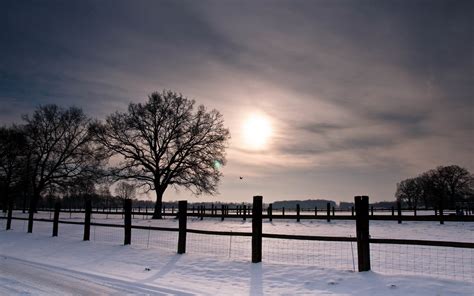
[186,232,252,260]
[7,217,27,232]
[132,227,177,251]
[58,223,84,240]
[91,224,123,245]
[1,213,473,283]
[0,212,6,229]
[262,238,356,271]
[371,243,474,282]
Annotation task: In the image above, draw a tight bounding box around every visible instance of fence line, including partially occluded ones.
[21,204,474,224]
[2,195,473,283]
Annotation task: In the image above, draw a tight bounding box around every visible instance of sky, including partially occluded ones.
[1,0,473,204]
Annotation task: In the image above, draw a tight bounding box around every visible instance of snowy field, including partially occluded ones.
[1,211,473,295]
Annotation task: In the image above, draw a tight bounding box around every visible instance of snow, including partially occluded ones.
[1,212,473,295]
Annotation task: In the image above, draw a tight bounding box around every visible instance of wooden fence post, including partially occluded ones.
[124,199,132,245]
[178,200,187,254]
[355,195,370,272]
[326,203,331,222]
[439,201,444,225]
[370,206,374,216]
[52,201,61,237]
[282,207,285,216]
[27,202,34,233]
[252,196,263,263]
[397,201,402,224]
[315,206,318,216]
[83,200,92,241]
[268,203,273,222]
[296,204,300,222]
[6,199,13,230]
[391,206,394,216]
[351,206,354,217]
[243,204,247,221]
[332,206,335,216]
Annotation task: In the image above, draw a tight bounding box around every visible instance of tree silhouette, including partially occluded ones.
[114,181,136,200]
[395,177,422,209]
[0,126,26,212]
[395,165,473,209]
[23,105,106,232]
[92,90,230,219]
[429,165,473,209]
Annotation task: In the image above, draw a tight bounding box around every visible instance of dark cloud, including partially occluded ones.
[297,123,348,135]
[1,0,472,202]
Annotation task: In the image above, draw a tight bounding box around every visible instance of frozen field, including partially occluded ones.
[2,211,473,286]
[1,230,473,296]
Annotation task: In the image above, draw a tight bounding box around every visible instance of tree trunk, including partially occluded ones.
[1,177,11,213]
[27,191,40,233]
[152,188,165,219]
[1,187,7,213]
[22,190,28,213]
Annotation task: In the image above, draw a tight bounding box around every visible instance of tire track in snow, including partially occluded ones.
[0,256,195,295]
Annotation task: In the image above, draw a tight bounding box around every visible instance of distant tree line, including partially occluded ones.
[0,90,230,230]
[271,199,337,210]
[395,165,474,209]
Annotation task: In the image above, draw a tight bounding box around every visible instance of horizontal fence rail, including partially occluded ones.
[370,238,474,249]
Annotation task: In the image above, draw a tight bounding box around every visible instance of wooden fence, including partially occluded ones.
[3,195,474,274]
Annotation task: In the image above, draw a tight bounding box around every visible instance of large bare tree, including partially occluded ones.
[23,105,105,232]
[92,90,230,218]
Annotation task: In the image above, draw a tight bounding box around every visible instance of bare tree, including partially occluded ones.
[432,165,473,208]
[395,177,422,209]
[0,126,26,212]
[395,165,473,210]
[23,105,106,232]
[114,182,136,200]
[92,90,230,218]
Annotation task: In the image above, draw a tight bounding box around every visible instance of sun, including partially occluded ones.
[242,113,273,150]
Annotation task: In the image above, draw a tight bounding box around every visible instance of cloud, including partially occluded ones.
[1,0,472,201]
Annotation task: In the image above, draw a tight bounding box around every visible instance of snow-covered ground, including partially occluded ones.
[1,212,473,295]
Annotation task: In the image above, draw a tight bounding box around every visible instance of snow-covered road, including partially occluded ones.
[0,256,193,296]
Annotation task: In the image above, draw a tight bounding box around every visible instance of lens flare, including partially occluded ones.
[213,160,222,170]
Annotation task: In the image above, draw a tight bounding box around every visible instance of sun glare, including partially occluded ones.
[242,114,273,150]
